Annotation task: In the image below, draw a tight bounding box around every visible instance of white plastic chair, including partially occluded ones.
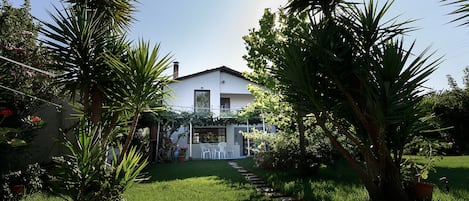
[215,142,227,159]
[200,143,211,159]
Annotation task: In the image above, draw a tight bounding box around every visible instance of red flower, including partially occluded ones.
[30,116,41,123]
[0,109,13,116]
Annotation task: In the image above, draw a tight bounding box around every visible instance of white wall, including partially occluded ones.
[220,72,253,94]
[164,68,262,159]
[166,69,257,117]
[220,94,254,113]
[166,71,220,114]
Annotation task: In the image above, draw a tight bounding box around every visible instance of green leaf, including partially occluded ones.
[420,170,429,180]
[9,138,27,147]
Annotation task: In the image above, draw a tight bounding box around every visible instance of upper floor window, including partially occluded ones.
[194,90,210,113]
[220,97,230,113]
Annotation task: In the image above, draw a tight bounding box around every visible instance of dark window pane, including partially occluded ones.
[191,127,226,144]
[194,90,210,113]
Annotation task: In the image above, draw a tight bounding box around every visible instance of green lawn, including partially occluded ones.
[22,160,271,201]
[124,160,270,201]
[235,156,469,201]
[21,156,469,201]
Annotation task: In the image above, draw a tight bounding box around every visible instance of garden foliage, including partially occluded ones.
[244,1,440,200]
[50,118,147,201]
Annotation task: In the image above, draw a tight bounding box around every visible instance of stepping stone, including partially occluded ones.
[227,161,296,201]
[237,169,249,173]
[251,180,267,185]
[276,197,296,201]
[246,176,263,181]
[265,192,285,198]
[257,187,275,193]
[253,184,266,190]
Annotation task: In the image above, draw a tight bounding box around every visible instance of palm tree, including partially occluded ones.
[41,1,136,124]
[272,0,440,200]
[441,0,469,27]
[63,0,137,32]
[105,40,173,162]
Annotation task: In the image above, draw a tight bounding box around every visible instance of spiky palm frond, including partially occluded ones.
[40,5,110,100]
[105,40,173,112]
[65,0,138,32]
[441,0,469,27]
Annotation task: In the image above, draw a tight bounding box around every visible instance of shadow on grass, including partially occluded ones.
[236,158,367,201]
[428,166,469,200]
[237,157,469,201]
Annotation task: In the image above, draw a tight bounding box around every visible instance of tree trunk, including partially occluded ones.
[315,114,409,201]
[90,87,103,124]
[118,112,140,163]
[362,152,409,201]
[83,87,90,116]
[297,113,308,173]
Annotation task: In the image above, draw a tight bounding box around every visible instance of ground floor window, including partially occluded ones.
[192,127,226,144]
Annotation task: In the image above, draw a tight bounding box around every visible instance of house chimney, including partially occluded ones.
[173,61,179,79]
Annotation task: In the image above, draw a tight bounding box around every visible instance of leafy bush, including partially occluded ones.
[0,163,45,200]
[49,119,148,201]
[245,129,333,171]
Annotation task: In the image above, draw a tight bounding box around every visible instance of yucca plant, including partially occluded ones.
[244,0,441,200]
[50,118,148,201]
[105,40,173,162]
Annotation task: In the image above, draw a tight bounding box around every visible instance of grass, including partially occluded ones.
[235,156,469,201]
[20,156,469,201]
[236,158,368,201]
[22,160,271,201]
[413,155,469,201]
[124,160,270,201]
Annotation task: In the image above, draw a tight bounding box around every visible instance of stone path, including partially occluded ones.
[227,161,296,201]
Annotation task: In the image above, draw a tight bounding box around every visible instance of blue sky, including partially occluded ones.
[24,0,469,91]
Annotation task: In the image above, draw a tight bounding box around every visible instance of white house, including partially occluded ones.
[165,62,264,159]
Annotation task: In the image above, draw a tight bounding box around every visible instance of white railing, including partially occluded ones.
[166,105,244,118]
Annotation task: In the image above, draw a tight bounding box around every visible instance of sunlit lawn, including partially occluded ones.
[21,156,469,201]
[22,160,270,201]
[235,156,469,201]
[124,160,270,201]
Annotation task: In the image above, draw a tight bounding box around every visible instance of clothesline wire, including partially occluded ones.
[0,84,62,108]
[0,55,61,108]
[0,55,57,77]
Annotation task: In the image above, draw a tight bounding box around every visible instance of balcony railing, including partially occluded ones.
[167,105,242,118]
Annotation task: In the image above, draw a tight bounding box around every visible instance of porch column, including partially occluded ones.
[189,120,193,159]
[246,119,250,156]
[155,122,160,163]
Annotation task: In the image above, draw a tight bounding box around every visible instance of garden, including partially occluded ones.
[2,0,469,201]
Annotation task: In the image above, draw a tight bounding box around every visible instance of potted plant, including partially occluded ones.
[178,146,188,162]
[401,147,437,201]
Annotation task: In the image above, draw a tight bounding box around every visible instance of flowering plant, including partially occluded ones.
[178,146,188,155]
[0,108,45,147]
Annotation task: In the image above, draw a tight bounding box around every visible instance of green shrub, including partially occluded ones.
[246,129,333,171]
[49,119,148,201]
[0,163,46,200]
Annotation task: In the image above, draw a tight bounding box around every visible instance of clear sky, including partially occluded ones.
[23,0,469,91]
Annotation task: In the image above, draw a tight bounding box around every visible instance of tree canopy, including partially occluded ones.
[244,0,441,200]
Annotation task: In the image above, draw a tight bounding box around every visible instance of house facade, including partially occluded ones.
[165,62,263,159]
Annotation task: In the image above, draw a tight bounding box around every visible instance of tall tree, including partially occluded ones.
[105,40,173,162]
[40,0,136,124]
[244,1,440,200]
[0,0,56,118]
